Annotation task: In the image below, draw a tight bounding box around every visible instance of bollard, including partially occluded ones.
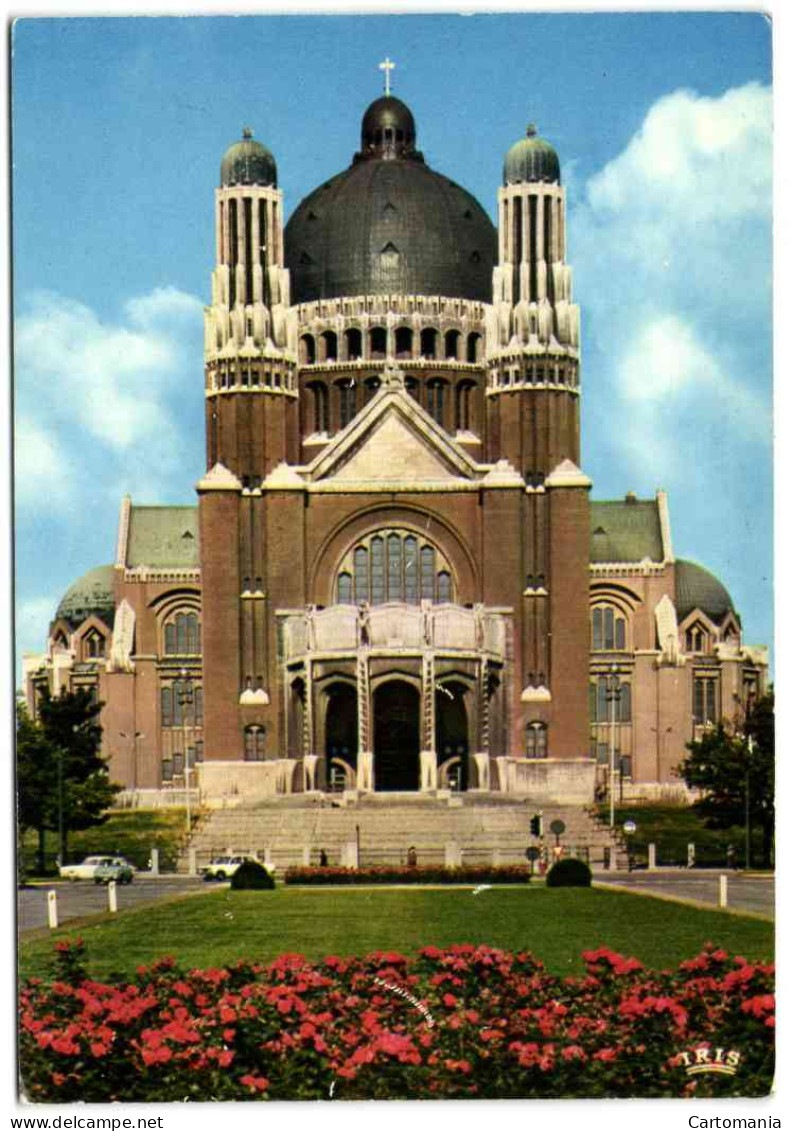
[150,848,160,877]
[108,880,118,913]
[648,843,657,871]
[188,848,197,877]
[719,874,728,908]
[603,846,611,871]
[47,890,58,930]
[687,843,695,869]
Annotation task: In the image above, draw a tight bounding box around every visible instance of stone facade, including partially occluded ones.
[24,95,768,806]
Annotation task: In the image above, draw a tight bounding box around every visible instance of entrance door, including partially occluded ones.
[436,683,469,791]
[325,683,358,790]
[374,681,420,791]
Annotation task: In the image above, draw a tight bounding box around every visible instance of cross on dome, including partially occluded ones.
[379,56,396,97]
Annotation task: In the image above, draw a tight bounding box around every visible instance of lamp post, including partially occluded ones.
[605,665,622,829]
[745,735,754,870]
[177,669,194,834]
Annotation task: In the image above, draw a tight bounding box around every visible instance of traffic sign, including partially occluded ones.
[549,819,565,836]
[525,846,540,861]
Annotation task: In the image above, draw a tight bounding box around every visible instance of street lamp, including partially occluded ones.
[605,665,622,829]
[177,668,194,834]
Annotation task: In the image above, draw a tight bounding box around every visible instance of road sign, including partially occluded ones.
[623,820,637,835]
[549,819,565,836]
[525,846,540,861]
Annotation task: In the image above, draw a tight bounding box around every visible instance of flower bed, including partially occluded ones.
[284,864,533,885]
[19,940,774,1102]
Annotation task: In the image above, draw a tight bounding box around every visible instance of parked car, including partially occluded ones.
[94,860,134,885]
[59,855,136,881]
[200,855,261,881]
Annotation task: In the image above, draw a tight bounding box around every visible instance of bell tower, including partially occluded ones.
[204,128,299,480]
[486,124,590,760]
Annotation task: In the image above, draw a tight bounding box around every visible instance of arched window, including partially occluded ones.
[244,726,266,762]
[164,611,201,656]
[445,329,460,361]
[299,334,316,365]
[426,379,448,428]
[395,327,413,359]
[84,631,105,659]
[686,624,708,654]
[364,376,381,402]
[345,327,362,360]
[405,376,420,402]
[420,327,438,358]
[338,379,357,429]
[467,333,482,363]
[370,326,387,359]
[309,382,329,433]
[526,722,547,758]
[591,605,626,651]
[694,677,718,726]
[320,330,338,362]
[455,381,475,431]
[338,529,455,605]
[161,686,173,727]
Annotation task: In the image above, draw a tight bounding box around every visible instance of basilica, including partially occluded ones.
[24,85,768,808]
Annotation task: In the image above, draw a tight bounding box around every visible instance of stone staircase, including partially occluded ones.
[179,794,627,874]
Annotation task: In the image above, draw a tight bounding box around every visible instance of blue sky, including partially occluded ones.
[12,12,773,676]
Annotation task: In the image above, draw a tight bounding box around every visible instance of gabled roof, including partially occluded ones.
[126,506,200,569]
[301,370,484,488]
[589,497,664,563]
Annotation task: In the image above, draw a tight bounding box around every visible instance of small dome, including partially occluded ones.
[220,128,277,188]
[504,124,561,186]
[55,565,116,629]
[675,560,736,625]
[359,96,417,159]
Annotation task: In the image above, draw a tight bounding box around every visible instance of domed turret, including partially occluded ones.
[359,96,418,160]
[284,95,496,303]
[503,124,561,186]
[220,128,277,188]
[675,560,736,625]
[55,564,115,629]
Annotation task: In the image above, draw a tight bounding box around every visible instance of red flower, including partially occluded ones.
[593,1048,617,1062]
[141,1046,173,1066]
[442,993,458,1007]
[240,1074,269,1092]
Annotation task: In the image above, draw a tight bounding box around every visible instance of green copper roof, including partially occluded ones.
[55,564,115,628]
[503,125,561,186]
[675,559,735,624]
[220,129,277,188]
[589,499,664,563]
[126,507,200,569]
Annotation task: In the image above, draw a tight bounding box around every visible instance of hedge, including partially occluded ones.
[283,865,533,886]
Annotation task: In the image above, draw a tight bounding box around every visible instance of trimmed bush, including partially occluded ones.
[284,865,531,886]
[230,860,276,891]
[546,857,592,888]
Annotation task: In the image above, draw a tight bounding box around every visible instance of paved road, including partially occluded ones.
[598,872,774,919]
[17,877,212,933]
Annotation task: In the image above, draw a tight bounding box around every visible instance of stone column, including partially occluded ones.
[420,651,437,791]
[356,650,372,791]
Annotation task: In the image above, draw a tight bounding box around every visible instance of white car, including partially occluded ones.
[59,855,136,881]
[200,855,273,881]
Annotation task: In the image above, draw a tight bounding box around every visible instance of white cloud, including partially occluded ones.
[571,82,772,486]
[14,415,73,507]
[17,594,59,652]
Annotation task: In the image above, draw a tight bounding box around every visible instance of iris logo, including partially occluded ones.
[674,1047,741,1077]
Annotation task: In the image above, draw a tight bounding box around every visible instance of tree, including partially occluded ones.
[16,688,122,871]
[678,692,774,867]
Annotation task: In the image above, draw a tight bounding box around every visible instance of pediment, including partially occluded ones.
[307,386,479,486]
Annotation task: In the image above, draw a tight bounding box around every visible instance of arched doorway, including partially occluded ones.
[374,681,420,791]
[436,682,470,791]
[325,683,358,791]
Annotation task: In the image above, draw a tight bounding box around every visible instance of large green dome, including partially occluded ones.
[675,559,735,625]
[55,564,115,629]
[220,129,277,188]
[503,124,561,186]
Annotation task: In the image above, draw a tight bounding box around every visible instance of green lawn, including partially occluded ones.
[18,885,774,983]
[596,803,770,868]
[21,809,195,876]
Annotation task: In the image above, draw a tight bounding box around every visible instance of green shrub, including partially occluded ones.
[230,860,276,890]
[546,858,592,888]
